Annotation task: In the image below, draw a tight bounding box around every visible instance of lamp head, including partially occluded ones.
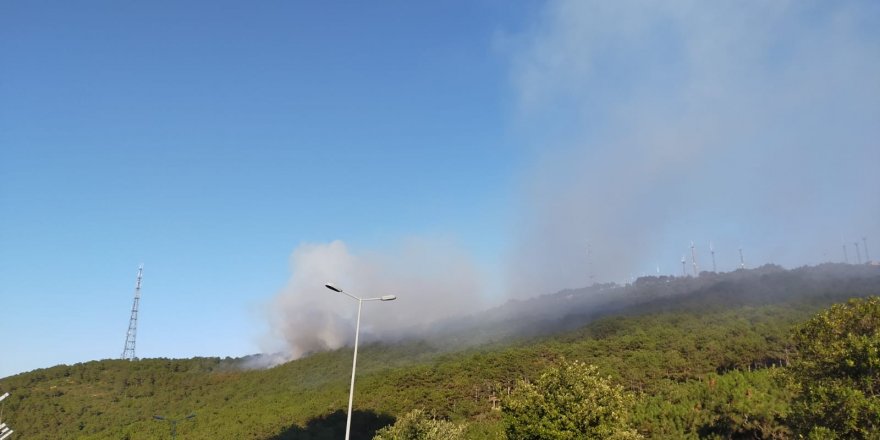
[380,295,397,301]
[325,283,343,293]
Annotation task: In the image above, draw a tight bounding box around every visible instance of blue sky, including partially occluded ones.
[2,1,879,377]
[1,1,530,376]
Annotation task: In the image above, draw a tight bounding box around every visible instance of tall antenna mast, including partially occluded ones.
[864,236,871,262]
[690,242,699,276]
[681,255,686,276]
[738,247,745,269]
[710,241,717,273]
[843,243,850,264]
[854,241,862,264]
[121,265,144,361]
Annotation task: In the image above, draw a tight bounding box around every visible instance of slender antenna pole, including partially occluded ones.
[864,237,871,262]
[690,242,699,276]
[843,244,850,264]
[586,244,594,284]
[710,241,717,273]
[681,256,686,276]
[854,242,862,264]
[739,247,745,269]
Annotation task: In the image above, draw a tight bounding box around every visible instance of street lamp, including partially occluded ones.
[153,413,196,439]
[325,283,396,440]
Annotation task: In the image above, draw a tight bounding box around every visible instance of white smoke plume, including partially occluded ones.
[259,1,880,362]
[504,0,880,296]
[265,239,485,362]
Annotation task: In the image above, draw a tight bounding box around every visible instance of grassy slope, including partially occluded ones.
[2,264,879,439]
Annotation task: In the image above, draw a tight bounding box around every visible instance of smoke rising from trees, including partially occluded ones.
[264,240,485,362]
[263,1,880,362]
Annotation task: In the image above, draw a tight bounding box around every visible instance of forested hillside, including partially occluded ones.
[2,264,879,439]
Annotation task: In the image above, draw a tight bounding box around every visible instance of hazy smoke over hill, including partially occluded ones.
[504,0,880,296]
[263,1,880,363]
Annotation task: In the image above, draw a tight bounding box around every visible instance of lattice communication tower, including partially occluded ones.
[121,265,144,361]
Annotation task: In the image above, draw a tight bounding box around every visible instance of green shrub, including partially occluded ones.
[503,360,642,439]
[372,409,465,440]
[788,297,880,438]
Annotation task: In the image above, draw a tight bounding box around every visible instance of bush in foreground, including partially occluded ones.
[372,409,465,440]
[503,359,642,439]
[788,296,880,439]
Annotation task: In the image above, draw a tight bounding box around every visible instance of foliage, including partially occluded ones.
[633,369,793,439]
[788,296,880,439]
[0,265,877,439]
[372,409,465,440]
[503,360,642,439]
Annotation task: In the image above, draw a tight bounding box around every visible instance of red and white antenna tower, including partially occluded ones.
[0,392,13,440]
[121,265,144,361]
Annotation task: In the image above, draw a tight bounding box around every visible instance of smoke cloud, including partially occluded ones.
[265,239,484,361]
[261,1,880,361]
[504,0,880,295]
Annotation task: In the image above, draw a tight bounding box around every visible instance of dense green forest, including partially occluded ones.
[2,264,879,439]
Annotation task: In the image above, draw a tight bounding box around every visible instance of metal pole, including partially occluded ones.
[344,299,363,440]
[710,242,716,273]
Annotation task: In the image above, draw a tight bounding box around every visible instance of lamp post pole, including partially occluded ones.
[325,284,396,440]
[346,297,363,440]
